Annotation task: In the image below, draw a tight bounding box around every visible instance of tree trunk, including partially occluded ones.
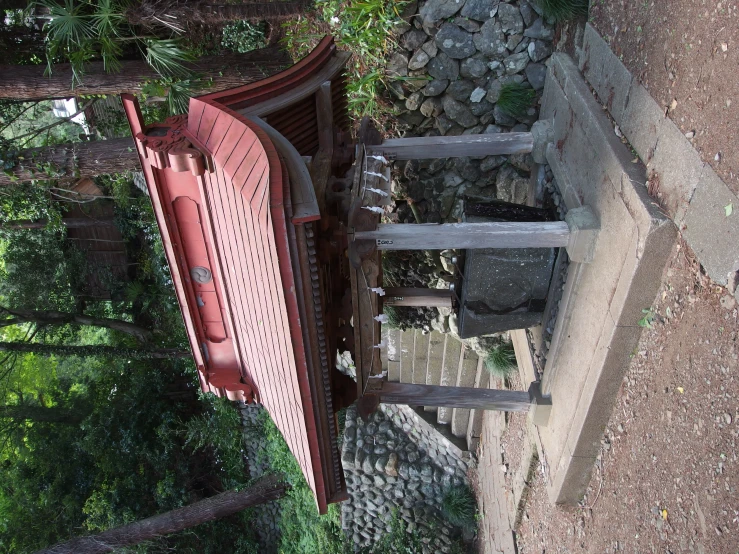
[0,306,154,343]
[0,138,140,186]
[35,474,288,554]
[0,342,189,359]
[0,404,88,424]
[129,1,309,27]
[0,46,290,101]
[0,0,29,10]
[186,2,309,22]
[2,218,117,229]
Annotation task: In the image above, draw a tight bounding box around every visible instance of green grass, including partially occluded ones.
[496,82,537,119]
[535,0,590,22]
[281,0,409,120]
[484,341,517,378]
[441,485,478,528]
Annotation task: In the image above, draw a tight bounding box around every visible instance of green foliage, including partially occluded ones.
[220,20,268,54]
[496,82,536,118]
[440,485,477,528]
[0,359,260,553]
[534,0,589,22]
[638,308,655,329]
[38,0,195,107]
[367,510,425,553]
[484,341,517,378]
[144,38,195,78]
[0,226,89,314]
[183,395,248,490]
[248,409,348,554]
[282,0,409,119]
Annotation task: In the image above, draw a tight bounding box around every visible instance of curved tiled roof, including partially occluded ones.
[122,37,351,513]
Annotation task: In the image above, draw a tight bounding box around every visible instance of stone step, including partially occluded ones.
[412,330,430,386]
[399,330,414,384]
[385,328,401,382]
[466,358,491,451]
[450,346,480,438]
[424,331,446,413]
[437,335,463,425]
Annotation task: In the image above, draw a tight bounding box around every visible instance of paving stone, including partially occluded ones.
[450,346,480,437]
[682,166,739,285]
[437,336,462,424]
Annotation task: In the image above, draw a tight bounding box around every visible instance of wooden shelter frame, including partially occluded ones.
[122,36,601,511]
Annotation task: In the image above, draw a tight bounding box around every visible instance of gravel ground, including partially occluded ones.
[514,242,739,553]
[590,0,739,196]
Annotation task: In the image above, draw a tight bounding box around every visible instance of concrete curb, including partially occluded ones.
[579,23,739,289]
[537,52,677,504]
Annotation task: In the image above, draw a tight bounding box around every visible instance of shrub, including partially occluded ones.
[221,20,268,53]
[535,0,589,22]
[484,341,517,378]
[441,485,478,528]
[496,82,537,118]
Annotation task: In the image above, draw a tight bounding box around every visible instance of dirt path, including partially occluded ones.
[515,244,739,553]
[590,0,739,195]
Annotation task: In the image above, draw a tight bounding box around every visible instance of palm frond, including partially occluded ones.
[39,0,93,46]
[91,0,128,37]
[99,35,123,73]
[144,39,194,78]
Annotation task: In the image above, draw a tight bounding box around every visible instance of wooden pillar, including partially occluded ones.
[370,381,533,411]
[355,221,571,250]
[358,381,552,426]
[383,287,452,307]
[367,133,533,160]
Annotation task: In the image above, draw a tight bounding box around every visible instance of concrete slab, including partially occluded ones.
[399,330,415,385]
[476,410,516,554]
[682,165,739,285]
[412,330,429,386]
[388,360,401,383]
[538,52,676,505]
[437,336,462,425]
[646,115,704,225]
[466,358,490,450]
[424,331,446,413]
[579,23,633,123]
[579,23,739,287]
[451,347,480,437]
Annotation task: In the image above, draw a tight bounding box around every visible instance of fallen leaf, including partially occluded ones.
[670,98,678,111]
[725,203,733,217]
[631,157,639,164]
[677,387,684,394]
[662,509,669,521]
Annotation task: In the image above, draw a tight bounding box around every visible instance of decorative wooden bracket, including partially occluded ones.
[134,114,214,177]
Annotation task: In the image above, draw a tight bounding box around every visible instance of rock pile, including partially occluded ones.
[387,0,555,223]
[340,403,475,552]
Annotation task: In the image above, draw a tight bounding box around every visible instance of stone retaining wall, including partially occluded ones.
[340,403,476,552]
[387,0,556,225]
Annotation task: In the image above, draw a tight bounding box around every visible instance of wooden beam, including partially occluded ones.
[355,222,570,250]
[367,133,533,160]
[315,81,333,153]
[373,381,533,412]
[383,287,452,307]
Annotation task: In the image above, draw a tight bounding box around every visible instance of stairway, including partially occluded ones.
[383,328,489,452]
